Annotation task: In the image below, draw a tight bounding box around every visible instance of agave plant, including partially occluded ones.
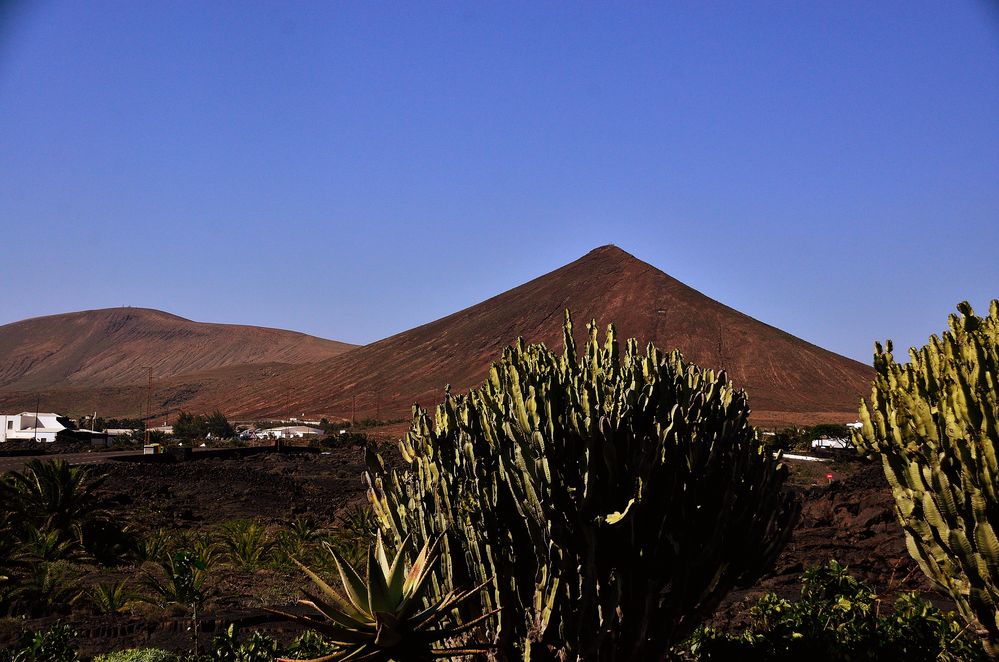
[268,533,495,661]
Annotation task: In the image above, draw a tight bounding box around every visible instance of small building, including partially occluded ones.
[260,425,324,440]
[0,412,75,443]
[811,436,853,450]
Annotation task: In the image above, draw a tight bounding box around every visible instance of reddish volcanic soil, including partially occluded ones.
[711,459,942,630]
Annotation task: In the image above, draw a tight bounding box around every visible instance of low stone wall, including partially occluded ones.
[110,444,318,464]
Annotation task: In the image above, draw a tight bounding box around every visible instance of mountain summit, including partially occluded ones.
[207,246,871,426]
[0,307,356,392]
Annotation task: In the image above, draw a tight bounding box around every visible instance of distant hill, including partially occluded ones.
[201,246,872,427]
[0,307,355,395]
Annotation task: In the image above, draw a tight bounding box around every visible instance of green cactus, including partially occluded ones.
[365,311,798,660]
[853,300,999,655]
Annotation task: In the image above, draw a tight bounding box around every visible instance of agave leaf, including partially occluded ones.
[333,645,382,661]
[367,543,396,615]
[407,598,457,632]
[326,542,371,613]
[374,530,392,579]
[262,608,370,644]
[277,653,342,662]
[409,592,494,633]
[403,535,442,597]
[432,607,502,639]
[373,611,404,647]
[429,646,497,658]
[292,558,369,621]
[409,576,494,625]
[302,591,373,630]
[385,535,410,600]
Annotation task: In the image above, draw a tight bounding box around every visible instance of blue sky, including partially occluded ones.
[1,1,997,363]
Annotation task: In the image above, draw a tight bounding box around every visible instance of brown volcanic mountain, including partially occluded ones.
[0,307,355,396]
[204,246,872,426]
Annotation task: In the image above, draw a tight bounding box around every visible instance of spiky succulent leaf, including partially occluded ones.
[365,544,395,615]
[384,535,409,599]
[326,543,370,613]
[292,557,369,623]
[374,531,392,581]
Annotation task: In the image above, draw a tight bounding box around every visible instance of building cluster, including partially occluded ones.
[239,425,324,441]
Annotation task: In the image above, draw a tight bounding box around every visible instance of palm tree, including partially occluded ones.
[89,580,138,615]
[1,459,135,566]
[1,459,106,544]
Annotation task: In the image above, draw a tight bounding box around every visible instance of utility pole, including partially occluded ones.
[144,367,153,444]
[33,394,39,442]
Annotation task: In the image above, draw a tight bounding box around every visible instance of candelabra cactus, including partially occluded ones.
[365,311,798,660]
[853,300,999,655]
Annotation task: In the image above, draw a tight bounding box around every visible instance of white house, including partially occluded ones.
[811,436,853,450]
[259,425,324,440]
[0,412,75,443]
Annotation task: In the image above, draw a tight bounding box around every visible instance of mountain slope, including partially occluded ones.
[206,246,872,425]
[0,307,356,392]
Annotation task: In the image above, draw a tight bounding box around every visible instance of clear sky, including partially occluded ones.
[1,1,997,364]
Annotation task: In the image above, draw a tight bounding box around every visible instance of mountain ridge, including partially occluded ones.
[0,248,873,426]
[0,307,357,392]
[193,245,872,425]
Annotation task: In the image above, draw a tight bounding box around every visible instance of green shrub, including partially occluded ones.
[89,579,138,615]
[139,529,173,563]
[366,313,798,659]
[0,460,134,572]
[683,560,986,661]
[282,631,334,660]
[0,624,78,662]
[208,624,277,662]
[219,520,272,571]
[853,300,999,654]
[326,503,378,568]
[308,431,369,449]
[270,517,320,568]
[93,649,177,662]
[173,411,233,440]
[141,551,214,652]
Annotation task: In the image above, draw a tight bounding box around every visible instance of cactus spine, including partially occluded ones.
[853,300,999,654]
[365,311,798,660]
